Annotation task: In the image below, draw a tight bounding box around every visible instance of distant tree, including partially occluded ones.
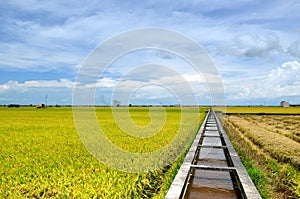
[113,100,121,107]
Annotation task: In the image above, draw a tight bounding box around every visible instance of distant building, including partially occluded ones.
[36,104,45,109]
[280,101,290,107]
[281,101,300,107]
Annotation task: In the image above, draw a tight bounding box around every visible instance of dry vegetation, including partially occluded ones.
[224,112,300,198]
[241,115,300,143]
[228,115,300,168]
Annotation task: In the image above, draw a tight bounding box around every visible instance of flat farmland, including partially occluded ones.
[223,107,300,199]
[224,106,300,114]
[0,107,206,198]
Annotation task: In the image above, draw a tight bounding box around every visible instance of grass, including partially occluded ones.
[224,114,300,198]
[234,147,269,199]
[0,107,207,198]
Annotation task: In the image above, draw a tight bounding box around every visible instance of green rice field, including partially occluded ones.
[220,106,300,114]
[0,107,206,198]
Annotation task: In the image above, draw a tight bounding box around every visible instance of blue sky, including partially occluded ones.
[0,0,299,106]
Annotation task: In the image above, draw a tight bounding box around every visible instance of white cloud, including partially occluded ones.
[266,61,300,86]
[219,33,283,58]
[287,41,300,58]
[81,77,119,89]
[24,79,78,88]
[0,79,78,92]
[226,61,300,101]
[181,74,204,83]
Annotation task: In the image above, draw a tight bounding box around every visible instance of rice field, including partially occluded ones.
[222,107,300,198]
[0,107,206,198]
[227,115,300,168]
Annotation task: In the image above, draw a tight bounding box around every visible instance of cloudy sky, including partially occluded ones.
[0,0,299,106]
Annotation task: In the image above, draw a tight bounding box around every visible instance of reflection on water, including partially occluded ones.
[185,170,238,199]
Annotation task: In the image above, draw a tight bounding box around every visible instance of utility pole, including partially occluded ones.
[45,93,48,108]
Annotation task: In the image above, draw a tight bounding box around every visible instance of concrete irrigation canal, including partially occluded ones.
[165,110,261,199]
